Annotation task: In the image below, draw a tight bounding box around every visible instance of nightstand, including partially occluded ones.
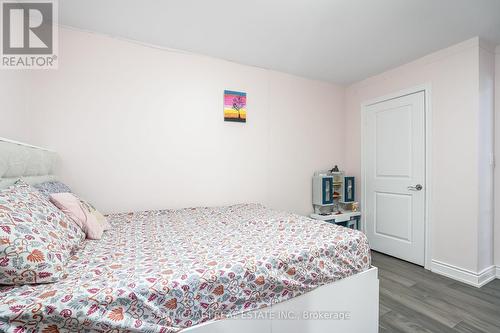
[310,211,361,230]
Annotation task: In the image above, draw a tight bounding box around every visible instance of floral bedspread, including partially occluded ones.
[0,204,371,332]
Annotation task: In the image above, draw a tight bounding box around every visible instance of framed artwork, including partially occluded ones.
[224,90,246,123]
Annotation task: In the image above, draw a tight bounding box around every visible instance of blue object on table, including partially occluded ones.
[343,176,355,202]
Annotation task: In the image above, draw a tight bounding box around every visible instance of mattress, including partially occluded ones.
[0,204,371,332]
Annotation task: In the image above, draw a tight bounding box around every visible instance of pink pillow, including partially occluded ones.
[50,193,104,240]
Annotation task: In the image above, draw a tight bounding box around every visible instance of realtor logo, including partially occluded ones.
[1,0,58,69]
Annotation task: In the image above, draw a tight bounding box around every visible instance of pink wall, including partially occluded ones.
[25,28,345,215]
[344,38,486,272]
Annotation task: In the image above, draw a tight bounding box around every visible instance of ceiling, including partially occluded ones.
[59,0,500,84]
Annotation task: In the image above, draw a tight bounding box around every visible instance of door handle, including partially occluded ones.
[407,184,423,191]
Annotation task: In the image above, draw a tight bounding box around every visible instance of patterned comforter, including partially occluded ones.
[0,204,371,332]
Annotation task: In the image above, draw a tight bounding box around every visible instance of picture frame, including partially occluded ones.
[224,90,246,123]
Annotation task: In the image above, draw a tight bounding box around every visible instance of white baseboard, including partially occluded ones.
[430,260,497,288]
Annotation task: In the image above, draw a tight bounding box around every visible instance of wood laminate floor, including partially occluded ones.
[372,251,500,333]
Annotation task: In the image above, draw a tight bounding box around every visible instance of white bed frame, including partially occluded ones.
[0,138,380,333]
[185,267,379,333]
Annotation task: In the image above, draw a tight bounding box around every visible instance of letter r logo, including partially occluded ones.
[2,1,53,54]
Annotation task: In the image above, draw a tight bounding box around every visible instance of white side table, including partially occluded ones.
[310,211,362,230]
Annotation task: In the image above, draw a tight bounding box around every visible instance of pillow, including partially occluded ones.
[33,181,72,199]
[50,193,104,240]
[0,181,76,284]
[32,181,85,249]
[80,200,111,231]
[33,181,111,232]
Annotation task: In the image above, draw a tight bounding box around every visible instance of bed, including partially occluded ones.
[0,138,379,333]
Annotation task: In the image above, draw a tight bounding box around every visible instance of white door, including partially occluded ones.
[363,91,425,266]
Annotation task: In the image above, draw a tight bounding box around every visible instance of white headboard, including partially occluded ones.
[0,138,58,189]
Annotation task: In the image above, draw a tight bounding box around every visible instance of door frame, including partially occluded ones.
[361,84,432,270]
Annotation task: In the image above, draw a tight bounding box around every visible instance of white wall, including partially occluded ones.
[478,45,495,272]
[25,28,345,215]
[0,71,32,142]
[344,38,490,273]
[495,45,500,268]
